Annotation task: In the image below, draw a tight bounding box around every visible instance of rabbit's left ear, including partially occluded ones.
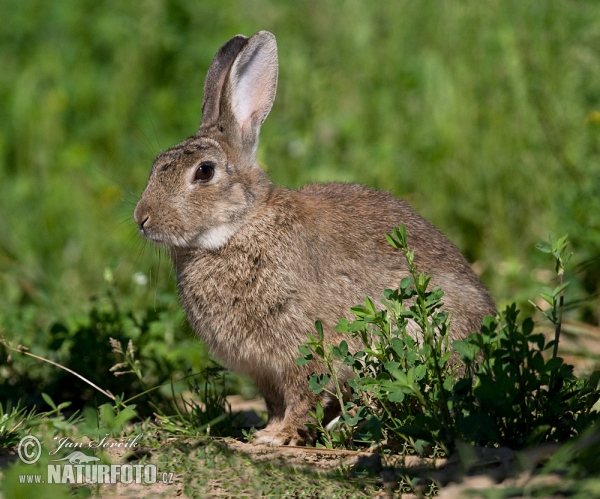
[201,34,249,127]
[225,31,279,156]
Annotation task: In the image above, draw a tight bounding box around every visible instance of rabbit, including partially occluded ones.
[133,31,496,446]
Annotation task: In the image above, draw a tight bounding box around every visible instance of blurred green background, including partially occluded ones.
[1,0,599,408]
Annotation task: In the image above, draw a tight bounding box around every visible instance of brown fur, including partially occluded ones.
[134,31,495,446]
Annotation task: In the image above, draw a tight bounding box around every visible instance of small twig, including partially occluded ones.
[0,337,115,401]
[121,371,207,406]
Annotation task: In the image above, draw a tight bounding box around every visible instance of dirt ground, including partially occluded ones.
[74,435,564,498]
[0,433,573,499]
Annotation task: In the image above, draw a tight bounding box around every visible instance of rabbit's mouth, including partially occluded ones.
[139,228,183,247]
[135,220,191,248]
[138,222,238,251]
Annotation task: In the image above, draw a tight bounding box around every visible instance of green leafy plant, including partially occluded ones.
[531,233,572,359]
[298,226,600,454]
[452,307,597,448]
[0,394,80,448]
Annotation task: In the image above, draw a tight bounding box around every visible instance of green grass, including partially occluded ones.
[2,1,600,322]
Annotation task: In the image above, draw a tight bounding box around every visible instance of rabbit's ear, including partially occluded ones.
[225,31,278,156]
[201,34,249,127]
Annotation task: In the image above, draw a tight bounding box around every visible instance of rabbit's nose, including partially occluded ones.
[133,202,150,231]
[138,215,150,232]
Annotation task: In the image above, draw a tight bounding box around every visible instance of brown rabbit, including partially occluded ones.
[134,31,495,446]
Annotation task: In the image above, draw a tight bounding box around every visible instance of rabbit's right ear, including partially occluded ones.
[219,31,278,158]
[226,31,278,152]
[201,34,249,127]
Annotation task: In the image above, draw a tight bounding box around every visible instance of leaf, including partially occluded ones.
[390,337,406,358]
[358,378,380,387]
[474,379,505,403]
[400,277,414,292]
[545,339,557,352]
[522,318,535,336]
[539,292,554,305]
[394,225,407,242]
[315,320,324,341]
[384,361,401,372]
[482,315,497,331]
[390,369,408,385]
[315,401,324,423]
[360,415,383,442]
[365,296,377,315]
[530,352,545,372]
[334,318,351,333]
[552,282,570,297]
[413,364,427,381]
[385,233,401,248]
[339,340,349,357]
[528,333,546,350]
[111,404,137,429]
[42,393,57,410]
[298,345,312,357]
[452,339,479,361]
[443,375,453,391]
[536,241,552,254]
[350,305,371,318]
[308,375,325,394]
[543,357,564,373]
[343,354,357,366]
[387,390,405,403]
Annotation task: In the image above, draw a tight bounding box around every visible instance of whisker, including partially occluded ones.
[91,167,132,193]
[103,217,138,236]
[133,237,147,273]
[134,110,160,157]
[144,104,161,151]
[123,193,141,205]
[128,228,145,252]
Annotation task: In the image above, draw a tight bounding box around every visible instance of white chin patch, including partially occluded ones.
[197,224,237,251]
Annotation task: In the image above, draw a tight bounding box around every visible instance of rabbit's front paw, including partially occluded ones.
[253,426,314,447]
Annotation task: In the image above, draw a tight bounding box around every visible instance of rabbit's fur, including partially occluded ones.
[134,31,496,446]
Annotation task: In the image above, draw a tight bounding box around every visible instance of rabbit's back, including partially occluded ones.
[297,183,495,332]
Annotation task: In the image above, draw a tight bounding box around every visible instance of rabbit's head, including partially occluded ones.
[134,31,278,250]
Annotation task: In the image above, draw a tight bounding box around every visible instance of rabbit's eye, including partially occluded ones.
[194,162,215,183]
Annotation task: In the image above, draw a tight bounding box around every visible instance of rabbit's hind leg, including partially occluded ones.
[253,381,317,446]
